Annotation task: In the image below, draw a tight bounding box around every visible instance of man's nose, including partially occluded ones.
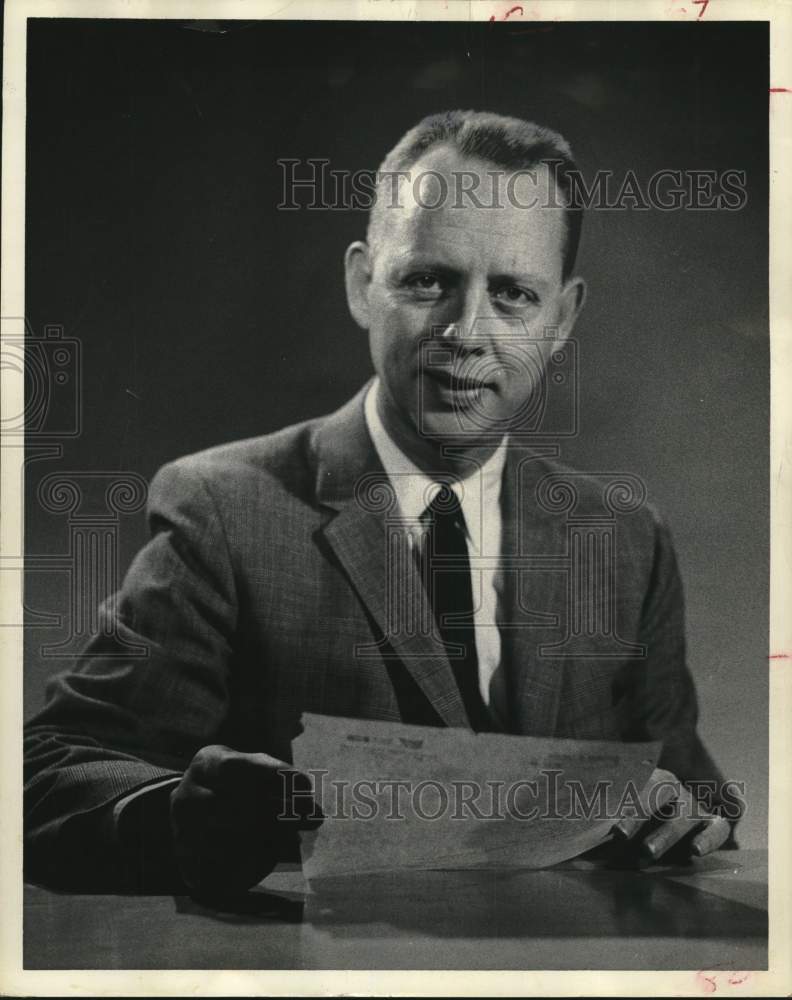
[438,284,487,349]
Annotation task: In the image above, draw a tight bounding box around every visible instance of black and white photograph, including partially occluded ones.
[1,0,790,994]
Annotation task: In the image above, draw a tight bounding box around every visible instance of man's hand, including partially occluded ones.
[611,768,732,863]
[170,745,322,897]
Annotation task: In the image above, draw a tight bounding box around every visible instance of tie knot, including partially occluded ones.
[429,482,459,513]
[424,482,466,536]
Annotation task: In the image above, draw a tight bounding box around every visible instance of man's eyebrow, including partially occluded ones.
[390,257,462,275]
[388,256,554,287]
[488,271,551,287]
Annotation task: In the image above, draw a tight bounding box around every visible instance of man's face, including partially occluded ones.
[345,146,585,468]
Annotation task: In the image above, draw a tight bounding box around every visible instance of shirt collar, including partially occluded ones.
[363,378,507,552]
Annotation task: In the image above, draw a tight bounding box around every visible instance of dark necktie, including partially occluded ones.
[422,485,492,732]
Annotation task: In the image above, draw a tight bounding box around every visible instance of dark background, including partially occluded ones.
[23,18,769,845]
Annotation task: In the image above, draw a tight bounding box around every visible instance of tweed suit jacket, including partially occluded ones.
[24,383,725,887]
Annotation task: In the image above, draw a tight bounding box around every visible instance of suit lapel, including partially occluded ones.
[313,385,471,730]
[499,446,567,736]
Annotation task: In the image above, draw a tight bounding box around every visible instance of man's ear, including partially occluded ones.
[344,241,373,330]
[553,276,587,346]
[545,278,586,357]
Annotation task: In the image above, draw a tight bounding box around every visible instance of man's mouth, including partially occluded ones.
[423,367,497,395]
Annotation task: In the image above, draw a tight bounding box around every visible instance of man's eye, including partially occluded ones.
[491,285,538,307]
[405,273,444,295]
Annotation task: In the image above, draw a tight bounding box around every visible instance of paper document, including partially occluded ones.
[292,713,660,878]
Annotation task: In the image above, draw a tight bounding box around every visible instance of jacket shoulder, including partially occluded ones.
[149,416,323,508]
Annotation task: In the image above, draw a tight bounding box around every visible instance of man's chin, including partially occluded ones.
[417,406,508,451]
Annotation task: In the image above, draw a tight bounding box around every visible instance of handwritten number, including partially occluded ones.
[489,5,524,21]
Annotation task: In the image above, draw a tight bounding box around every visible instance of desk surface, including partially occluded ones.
[24,849,767,971]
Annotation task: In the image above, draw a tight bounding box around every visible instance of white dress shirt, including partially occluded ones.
[363,379,509,729]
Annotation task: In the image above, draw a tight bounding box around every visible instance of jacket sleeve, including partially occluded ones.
[24,457,239,889]
[623,513,742,832]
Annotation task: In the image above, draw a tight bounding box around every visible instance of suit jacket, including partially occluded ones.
[24,383,727,888]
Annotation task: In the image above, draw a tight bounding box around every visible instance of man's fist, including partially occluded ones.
[170,745,322,897]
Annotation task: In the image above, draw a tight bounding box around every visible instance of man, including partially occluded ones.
[24,110,736,897]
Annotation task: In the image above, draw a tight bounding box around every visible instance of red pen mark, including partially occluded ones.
[489,5,524,21]
[770,87,792,93]
[696,970,752,992]
[693,0,710,17]
[696,971,718,994]
[769,652,790,660]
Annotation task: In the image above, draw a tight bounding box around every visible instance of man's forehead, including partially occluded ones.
[379,148,566,270]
